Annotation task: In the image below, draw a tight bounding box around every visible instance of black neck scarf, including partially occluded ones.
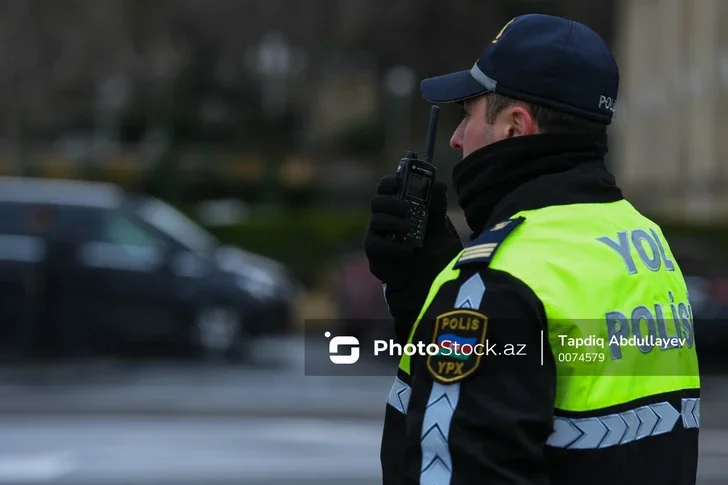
[452,133,609,236]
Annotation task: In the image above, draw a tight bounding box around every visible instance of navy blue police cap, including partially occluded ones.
[420,14,619,124]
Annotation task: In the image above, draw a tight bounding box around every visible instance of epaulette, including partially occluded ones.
[454,216,526,269]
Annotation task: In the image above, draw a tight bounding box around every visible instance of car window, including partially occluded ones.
[102,214,163,247]
[134,198,217,254]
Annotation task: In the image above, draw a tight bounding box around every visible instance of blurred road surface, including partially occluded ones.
[0,415,726,484]
[0,337,395,418]
[0,337,725,484]
[0,415,383,484]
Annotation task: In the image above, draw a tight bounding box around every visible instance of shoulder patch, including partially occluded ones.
[454,216,525,269]
[426,309,488,384]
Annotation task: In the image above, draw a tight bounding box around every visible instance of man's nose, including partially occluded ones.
[450,130,463,152]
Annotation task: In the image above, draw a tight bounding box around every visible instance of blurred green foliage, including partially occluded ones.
[201,213,728,288]
[202,209,370,287]
[333,118,387,156]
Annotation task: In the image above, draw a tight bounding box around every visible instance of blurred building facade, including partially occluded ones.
[615,0,728,223]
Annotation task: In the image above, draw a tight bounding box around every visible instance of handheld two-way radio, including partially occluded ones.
[395,105,440,248]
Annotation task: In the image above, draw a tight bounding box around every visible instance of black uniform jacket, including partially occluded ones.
[380,158,700,485]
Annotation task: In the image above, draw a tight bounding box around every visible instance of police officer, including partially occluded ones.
[364,14,699,485]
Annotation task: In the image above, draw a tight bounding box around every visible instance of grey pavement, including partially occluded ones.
[0,415,383,484]
[0,335,725,485]
[0,337,396,419]
[0,415,726,485]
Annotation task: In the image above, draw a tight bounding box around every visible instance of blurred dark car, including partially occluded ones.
[0,177,298,361]
[132,196,298,338]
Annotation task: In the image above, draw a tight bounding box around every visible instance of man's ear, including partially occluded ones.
[506,105,539,137]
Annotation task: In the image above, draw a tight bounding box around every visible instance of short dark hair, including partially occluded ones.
[483,93,607,135]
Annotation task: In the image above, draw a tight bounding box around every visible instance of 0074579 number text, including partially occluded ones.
[556,352,605,363]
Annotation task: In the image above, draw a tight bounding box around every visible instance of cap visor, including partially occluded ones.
[420,70,488,103]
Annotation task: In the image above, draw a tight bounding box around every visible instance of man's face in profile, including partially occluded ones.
[449,95,538,158]
[449,96,491,158]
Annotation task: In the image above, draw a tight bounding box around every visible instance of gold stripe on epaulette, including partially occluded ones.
[462,243,497,254]
[459,243,499,262]
[459,248,497,261]
[461,249,496,258]
[459,251,494,262]
[460,249,496,259]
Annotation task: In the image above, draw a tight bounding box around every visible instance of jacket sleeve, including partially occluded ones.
[408,266,556,485]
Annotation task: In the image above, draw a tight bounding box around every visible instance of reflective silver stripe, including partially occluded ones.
[386,377,411,415]
[681,398,700,428]
[420,383,459,485]
[454,273,486,309]
[547,399,700,449]
[469,63,497,91]
[0,235,46,262]
[419,274,485,485]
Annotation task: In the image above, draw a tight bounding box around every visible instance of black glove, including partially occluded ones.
[363,175,463,343]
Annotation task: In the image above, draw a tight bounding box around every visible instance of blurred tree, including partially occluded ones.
[0,0,616,190]
[333,118,387,156]
[0,0,42,176]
